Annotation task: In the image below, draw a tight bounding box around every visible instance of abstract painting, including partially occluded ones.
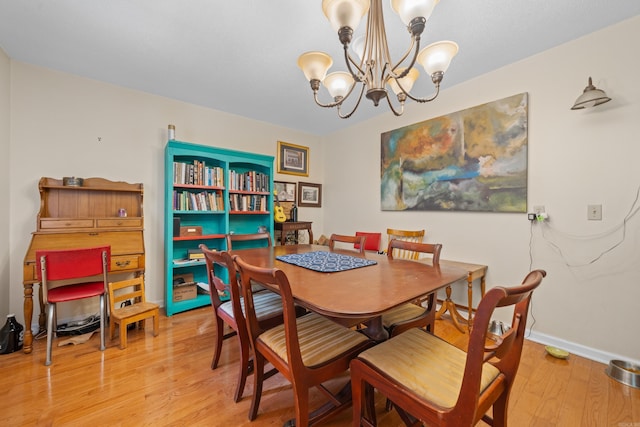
[381,93,528,212]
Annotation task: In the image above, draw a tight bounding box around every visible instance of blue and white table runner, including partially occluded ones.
[276,251,377,273]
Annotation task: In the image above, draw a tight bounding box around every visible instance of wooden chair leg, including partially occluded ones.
[293,386,309,427]
[248,352,265,421]
[234,334,250,403]
[119,322,128,349]
[211,316,224,370]
[152,311,159,337]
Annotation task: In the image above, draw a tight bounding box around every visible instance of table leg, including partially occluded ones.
[361,316,389,342]
[435,285,468,333]
[23,283,34,354]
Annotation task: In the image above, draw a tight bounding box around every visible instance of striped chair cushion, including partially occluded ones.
[381,303,426,328]
[259,313,370,368]
[219,290,283,320]
[358,328,500,408]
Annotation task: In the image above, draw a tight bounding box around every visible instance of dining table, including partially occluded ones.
[230,244,467,341]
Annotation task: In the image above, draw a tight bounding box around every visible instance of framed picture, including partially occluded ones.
[274,181,296,202]
[277,141,309,176]
[298,182,322,208]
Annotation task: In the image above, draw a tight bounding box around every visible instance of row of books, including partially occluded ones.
[173,190,224,211]
[173,160,224,187]
[228,170,269,192]
[229,194,267,212]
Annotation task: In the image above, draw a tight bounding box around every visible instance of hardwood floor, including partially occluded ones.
[1,306,638,426]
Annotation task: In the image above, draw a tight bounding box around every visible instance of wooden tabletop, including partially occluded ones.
[230,244,467,321]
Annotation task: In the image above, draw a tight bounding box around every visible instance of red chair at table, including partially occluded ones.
[36,246,110,366]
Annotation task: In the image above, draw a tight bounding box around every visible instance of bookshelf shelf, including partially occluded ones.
[164,140,274,316]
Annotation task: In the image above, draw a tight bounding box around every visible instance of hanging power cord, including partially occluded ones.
[540,184,640,268]
[527,219,536,336]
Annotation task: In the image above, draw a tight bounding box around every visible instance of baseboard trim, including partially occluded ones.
[525,330,640,367]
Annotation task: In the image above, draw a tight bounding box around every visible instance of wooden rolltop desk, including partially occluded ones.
[22,177,145,353]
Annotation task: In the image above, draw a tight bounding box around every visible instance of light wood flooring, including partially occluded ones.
[1,306,638,426]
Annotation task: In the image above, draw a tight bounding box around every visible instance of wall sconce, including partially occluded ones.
[571,77,611,110]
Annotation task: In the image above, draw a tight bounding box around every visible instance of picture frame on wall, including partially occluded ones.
[298,182,322,207]
[274,181,296,202]
[277,141,309,176]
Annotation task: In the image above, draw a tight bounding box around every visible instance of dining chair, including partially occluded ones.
[200,244,289,402]
[386,228,425,260]
[226,232,272,251]
[234,254,375,426]
[380,239,443,337]
[355,231,382,253]
[328,233,366,254]
[351,269,546,427]
[36,245,110,366]
[107,275,159,349]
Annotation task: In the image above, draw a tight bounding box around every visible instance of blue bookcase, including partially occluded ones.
[164,140,274,316]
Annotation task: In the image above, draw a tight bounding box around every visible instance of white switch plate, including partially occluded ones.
[588,204,602,221]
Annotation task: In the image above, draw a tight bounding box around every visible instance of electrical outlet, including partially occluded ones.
[533,205,545,215]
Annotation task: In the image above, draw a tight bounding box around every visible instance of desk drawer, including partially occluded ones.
[97,218,142,228]
[111,255,141,272]
[40,219,94,230]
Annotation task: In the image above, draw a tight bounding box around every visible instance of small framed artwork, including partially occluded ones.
[298,182,322,208]
[277,141,309,176]
[274,181,296,202]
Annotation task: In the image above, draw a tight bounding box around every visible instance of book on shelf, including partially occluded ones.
[173,160,224,187]
[188,248,204,259]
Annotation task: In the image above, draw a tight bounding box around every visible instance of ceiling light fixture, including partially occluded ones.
[571,77,612,110]
[298,0,458,118]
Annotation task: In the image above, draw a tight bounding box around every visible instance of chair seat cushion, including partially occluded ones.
[259,313,370,368]
[219,290,283,320]
[357,328,500,408]
[381,303,426,328]
[47,282,105,303]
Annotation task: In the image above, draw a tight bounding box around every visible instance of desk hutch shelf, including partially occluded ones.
[164,140,274,316]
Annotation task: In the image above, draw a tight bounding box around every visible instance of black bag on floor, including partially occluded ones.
[0,314,24,354]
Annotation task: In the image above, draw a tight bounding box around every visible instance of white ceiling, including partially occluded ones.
[1,1,638,136]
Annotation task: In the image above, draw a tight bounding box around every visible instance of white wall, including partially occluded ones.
[7,63,323,326]
[321,16,640,363]
[0,47,10,319]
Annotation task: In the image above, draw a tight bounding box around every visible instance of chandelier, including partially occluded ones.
[298,0,458,118]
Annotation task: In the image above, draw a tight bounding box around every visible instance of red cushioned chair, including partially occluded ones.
[36,246,110,366]
[355,231,382,253]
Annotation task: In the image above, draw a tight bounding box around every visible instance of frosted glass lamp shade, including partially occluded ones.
[388,67,419,95]
[323,71,355,99]
[298,51,334,82]
[322,0,369,32]
[391,0,439,26]
[417,40,458,76]
[571,77,612,110]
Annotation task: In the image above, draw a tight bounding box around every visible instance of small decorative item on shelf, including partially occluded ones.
[118,208,127,217]
[168,124,176,141]
[290,204,298,222]
[62,177,83,187]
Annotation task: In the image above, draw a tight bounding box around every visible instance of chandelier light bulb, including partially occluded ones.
[322,0,370,32]
[391,0,439,26]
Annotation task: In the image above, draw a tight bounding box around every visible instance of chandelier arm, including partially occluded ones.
[337,83,367,119]
[312,79,360,109]
[389,37,421,79]
[344,46,365,82]
[403,82,441,103]
[385,94,405,117]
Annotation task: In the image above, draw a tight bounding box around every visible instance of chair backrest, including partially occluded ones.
[386,239,441,265]
[200,244,240,315]
[386,228,425,260]
[328,233,366,254]
[226,232,272,251]
[234,255,304,366]
[355,231,382,252]
[36,246,111,300]
[107,276,148,312]
[456,269,546,416]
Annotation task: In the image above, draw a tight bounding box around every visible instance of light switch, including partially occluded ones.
[588,204,602,221]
